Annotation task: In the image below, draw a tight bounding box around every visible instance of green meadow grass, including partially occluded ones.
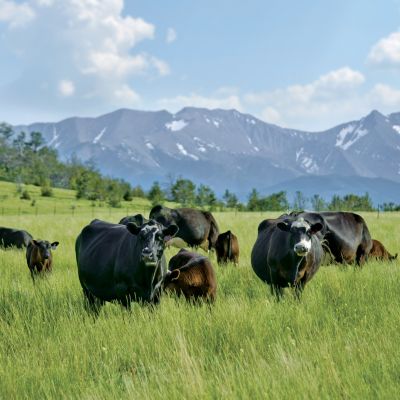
[0,201,400,398]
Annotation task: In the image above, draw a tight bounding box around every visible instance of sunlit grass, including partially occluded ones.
[0,210,399,398]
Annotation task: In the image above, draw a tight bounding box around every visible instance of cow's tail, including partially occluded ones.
[227,230,232,259]
[205,212,219,250]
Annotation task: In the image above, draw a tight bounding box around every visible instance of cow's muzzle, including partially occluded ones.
[294,243,309,256]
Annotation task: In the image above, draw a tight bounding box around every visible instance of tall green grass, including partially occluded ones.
[0,211,399,399]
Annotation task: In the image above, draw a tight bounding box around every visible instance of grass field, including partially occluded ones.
[1,191,399,398]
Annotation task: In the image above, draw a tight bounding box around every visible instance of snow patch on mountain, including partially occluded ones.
[146,142,154,150]
[393,125,400,135]
[176,143,199,160]
[166,120,187,132]
[47,127,59,147]
[336,124,368,150]
[93,127,107,144]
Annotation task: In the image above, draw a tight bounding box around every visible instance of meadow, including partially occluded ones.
[0,184,399,399]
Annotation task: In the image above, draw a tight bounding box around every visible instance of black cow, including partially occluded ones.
[215,230,239,265]
[251,217,324,297]
[26,239,59,280]
[149,205,219,251]
[286,211,372,266]
[119,214,148,226]
[0,227,33,249]
[75,219,178,310]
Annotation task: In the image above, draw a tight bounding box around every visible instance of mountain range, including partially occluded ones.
[14,107,400,205]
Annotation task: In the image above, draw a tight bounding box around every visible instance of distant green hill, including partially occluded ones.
[0,180,152,217]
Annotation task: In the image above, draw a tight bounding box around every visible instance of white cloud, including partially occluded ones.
[368,31,400,67]
[58,79,75,97]
[0,0,172,121]
[244,67,400,130]
[113,84,140,103]
[166,27,177,43]
[369,83,400,106]
[0,0,35,28]
[157,92,243,112]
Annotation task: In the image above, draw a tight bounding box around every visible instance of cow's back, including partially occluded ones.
[76,220,137,301]
[0,227,32,248]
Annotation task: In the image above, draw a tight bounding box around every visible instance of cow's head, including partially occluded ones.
[31,239,59,260]
[277,218,322,257]
[127,220,178,266]
[163,269,181,291]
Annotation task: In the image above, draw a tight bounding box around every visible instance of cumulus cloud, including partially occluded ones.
[368,31,400,67]
[0,0,169,122]
[157,92,243,112]
[166,27,177,44]
[244,67,400,131]
[0,0,35,28]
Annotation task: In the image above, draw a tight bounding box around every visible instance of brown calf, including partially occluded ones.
[369,239,397,261]
[215,230,239,265]
[26,239,59,280]
[164,249,217,302]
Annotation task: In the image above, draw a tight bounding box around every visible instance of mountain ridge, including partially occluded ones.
[13,107,400,203]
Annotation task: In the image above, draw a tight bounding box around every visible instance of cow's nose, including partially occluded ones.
[294,243,308,255]
[142,248,154,259]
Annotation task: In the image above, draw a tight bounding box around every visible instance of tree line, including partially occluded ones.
[0,123,397,212]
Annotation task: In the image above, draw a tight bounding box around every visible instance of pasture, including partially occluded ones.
[1,207,400,399]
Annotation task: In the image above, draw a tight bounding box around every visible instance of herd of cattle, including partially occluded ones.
[0,206,397,309]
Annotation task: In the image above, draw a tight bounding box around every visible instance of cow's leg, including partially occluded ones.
[356,245,368,267]
[270,284,283,300]
[82,287,104,314]
[294,282,305,300]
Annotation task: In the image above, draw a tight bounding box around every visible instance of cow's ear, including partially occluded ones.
[126,222,141,235]
[309,222,323,235]
[32,239,39,246]
[169,269,180,281]
[163,224,179,240]
[277,221,290,232]
[51,241,59,250]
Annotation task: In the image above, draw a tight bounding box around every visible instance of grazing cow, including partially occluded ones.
[251,217,324,297]
[0,227,33,249]
[119,214,148,226]
[149,205,219,251]
[286,211,373,266]
[164,249,217,302]
[76,219,178,310]
[215,230,239,265]
[26,239,59,280]
[369,239,397,261]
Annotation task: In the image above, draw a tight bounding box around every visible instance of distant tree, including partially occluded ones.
[223,189,239,208]
[131,185,145,198]
[148,181,165,206]
[329,194,342,211]
[171,178,196,206]
[261,191,289,211]
[292,190,307,210]
[28,131,45,153]
[196,184,217,208]
[311,194,325,211]
[247,188,260,211]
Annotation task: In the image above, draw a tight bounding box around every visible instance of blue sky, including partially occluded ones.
[0,0,400,130]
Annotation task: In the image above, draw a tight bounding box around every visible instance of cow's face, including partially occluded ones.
[163,269,181,291]
[32,239,59,260]
[277,218,322,257]
[127,220,178,266]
